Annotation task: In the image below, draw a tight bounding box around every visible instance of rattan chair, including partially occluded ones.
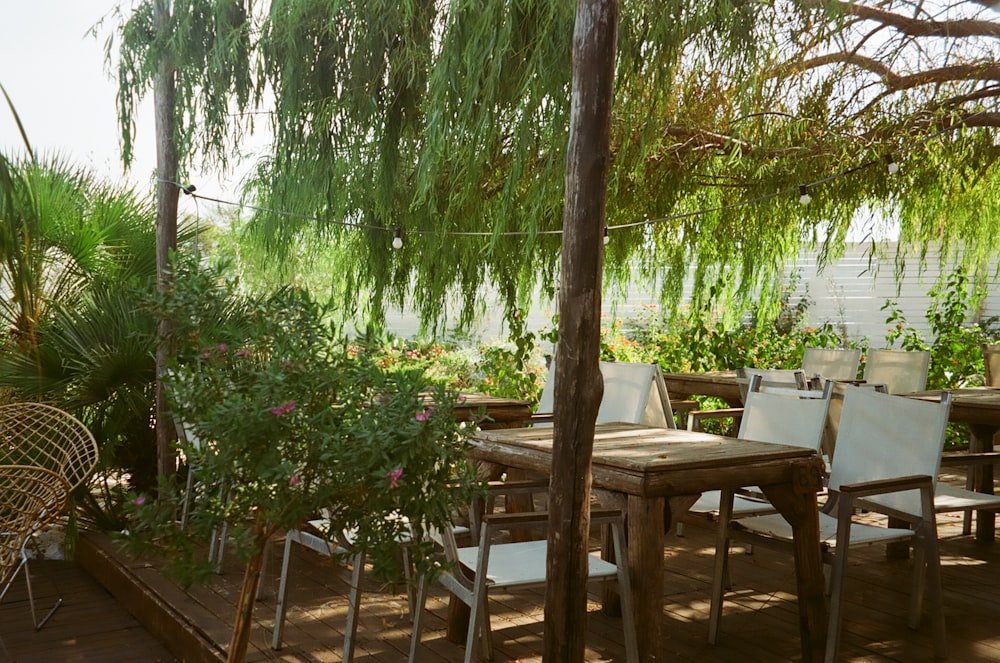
[0,402,99,493]
[0,402,98,628]
[0,464,71,632]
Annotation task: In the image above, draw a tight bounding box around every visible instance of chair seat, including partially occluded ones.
[934,484,1000,512]
[688,490,777,518]
[456,540,619,588]
[735,511,916,547]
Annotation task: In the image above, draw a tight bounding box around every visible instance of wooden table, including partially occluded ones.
[467,422,828,662]
[907,387,1000,542]
[661,370,741,405]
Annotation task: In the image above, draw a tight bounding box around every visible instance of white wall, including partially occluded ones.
[383,242,1000,345]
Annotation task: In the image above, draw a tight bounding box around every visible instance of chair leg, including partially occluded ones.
[707,489,734,644]
[918,492,947,658]
[401,544,415,618]
[610,518,639,663]
[343,551,365,663]
[270,534,295,650]
[180,463,196,529]
[825,503,855,663]
[407,575,429,663]
[208,484,231,573]
[21,541,63,630]
[962,466,975,535]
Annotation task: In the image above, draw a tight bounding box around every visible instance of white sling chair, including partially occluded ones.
[534,361,681,428]
[710,387,950,662]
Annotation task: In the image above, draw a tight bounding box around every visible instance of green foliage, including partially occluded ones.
[601,288,845,374]
[126,255,483,587]
[359,334,545,404]
[0,152,167,526]
[881,270,1000,448]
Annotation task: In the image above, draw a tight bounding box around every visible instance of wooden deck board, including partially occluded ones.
[3,499,1000,662]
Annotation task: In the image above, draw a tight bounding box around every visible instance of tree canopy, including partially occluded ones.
[109,0,1000,335]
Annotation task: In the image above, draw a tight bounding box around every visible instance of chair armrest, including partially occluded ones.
[483,511,550,534]
[838,474,933,498]
[484,479,549,495]
[686,407,744,432]
[526,412,555,425]
[940,451,1000,467]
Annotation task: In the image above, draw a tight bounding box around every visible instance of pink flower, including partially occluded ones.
[235,348,251,358]
[133,496,146,506]
[218,343,228,353]
[415,410,430,422]
[289,475,300,486]
[387,467,403,489]
[457,394,467,402]
[271,400,296,416]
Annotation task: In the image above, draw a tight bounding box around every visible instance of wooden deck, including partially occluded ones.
[0,557,177,662]
[5,484,1000,662]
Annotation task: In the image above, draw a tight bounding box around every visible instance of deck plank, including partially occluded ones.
[4,505,1000,662]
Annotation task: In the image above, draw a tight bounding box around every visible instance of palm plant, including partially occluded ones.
[0,147,194,525]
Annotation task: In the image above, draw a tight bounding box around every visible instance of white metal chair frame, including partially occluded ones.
[680,375,833,536]
[685,367,808,434]
[408,505,638,663]
[709,388,950,662]
[533,360,693,428]
[801,347,862,382]
[271,516,415,661]
[862,348,931,394]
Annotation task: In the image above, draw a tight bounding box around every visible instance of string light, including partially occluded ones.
[798,185,811,206]
[885,154,900,175]
[165,109,987,245]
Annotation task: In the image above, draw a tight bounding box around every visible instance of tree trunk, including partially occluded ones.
[227,515,269,663]
[153,0,180,485]
[545,2,619,662]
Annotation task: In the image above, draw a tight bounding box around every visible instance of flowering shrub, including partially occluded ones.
[123,257,482,660]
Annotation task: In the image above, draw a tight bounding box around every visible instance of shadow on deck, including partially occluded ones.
[3,507,1000,662]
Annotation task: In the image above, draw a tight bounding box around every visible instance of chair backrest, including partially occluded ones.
[862,348,930,394]
[0,465,70,587]
[820,381,887,460]
[983,343,1000,387]
[801,347,862,382]
[536,361,677,428]
[0,403,99,493]
[828,388,951,518]
[736,368,807,402]
[737,375,833,451]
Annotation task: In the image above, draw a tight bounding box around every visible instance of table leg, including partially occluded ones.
[627,495,664,662]
[969,424,996,543]
[761,459,826,663]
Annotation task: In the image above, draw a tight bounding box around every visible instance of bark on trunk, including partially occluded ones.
[545,2,619,662]
[153,0,180,484]
[226,515,269,663]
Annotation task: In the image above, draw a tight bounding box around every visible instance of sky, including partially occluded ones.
[0,1,257,197]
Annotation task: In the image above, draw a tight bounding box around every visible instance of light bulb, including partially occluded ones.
[886,154,900,175]
[798,185,811,206]
[603,227,610,245]
[392,228,403,249]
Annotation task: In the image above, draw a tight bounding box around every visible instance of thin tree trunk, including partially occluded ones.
[545,1,619,662]
[153,0,180,484]
[227,515,269,663]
